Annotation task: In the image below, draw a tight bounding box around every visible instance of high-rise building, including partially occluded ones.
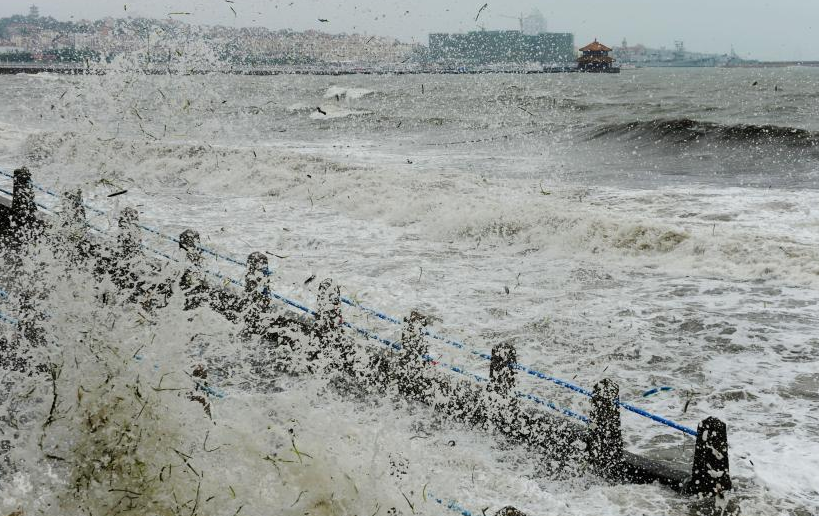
[428,29,574,65]
[521,10,547,36]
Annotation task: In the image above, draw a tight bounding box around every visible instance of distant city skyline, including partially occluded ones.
[1,0,817,61]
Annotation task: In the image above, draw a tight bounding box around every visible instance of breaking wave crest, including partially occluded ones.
[12,130,819,288]
[589,118,819,149]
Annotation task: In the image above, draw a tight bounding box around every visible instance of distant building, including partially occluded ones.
[28,5,39,18]
[521,10,547,36]
[428,29,575,65]
[612,38,746,67]
[577,39,617,72]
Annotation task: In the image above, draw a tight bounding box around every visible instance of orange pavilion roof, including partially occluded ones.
[580,40,612,52]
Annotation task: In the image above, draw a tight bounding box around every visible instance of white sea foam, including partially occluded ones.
[1,68,818,515]
[310,105,371,119]
[323,85,374,100]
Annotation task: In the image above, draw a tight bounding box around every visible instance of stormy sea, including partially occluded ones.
[1,58,818,516]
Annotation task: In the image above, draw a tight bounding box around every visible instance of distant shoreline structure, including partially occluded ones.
[2,61,818,76]
[0,62,579,75]
[1,9,777,75]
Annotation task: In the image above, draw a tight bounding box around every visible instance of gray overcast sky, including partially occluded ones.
[1,0,816,61]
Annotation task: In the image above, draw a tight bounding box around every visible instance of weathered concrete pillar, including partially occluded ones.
[489,342,517,397]
[588,379,624,479]
[239,251,272,333]
[401,311,428,361]
[495,507,528,516]
[313,279,346,367]
[315,279,342,335]
[485,341,519,430]
[60,188,86,230]
[396,310,430,397]
[9,167,39,246]
[179,229,208,310]
[12,284,48,375]
[12,167,36,226]
[105,207,144,296]
[687,417,731,496]
[117,207,141,260]
[245,252,270,294]
[59,188,89,258]
[187,364,212,419]
[179,229,204,268]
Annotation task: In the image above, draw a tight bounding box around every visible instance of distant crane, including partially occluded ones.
[498,13,524,31]
[498,12,548,35]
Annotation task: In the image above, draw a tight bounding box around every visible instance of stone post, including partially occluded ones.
[588,379,624,480]
[60,188,86,230]
[313,279,346,367]
[60,188,89,258]
[396,310,430,397]
[687,417,731,496]
[240,251,271,333]
[486,341,519,430]
[117,207,141,260]
[245,252,270,294]
[102,206,143,294]
[9,167,39,246]
[179,229,204,269]
[401,311,428,362]
[315,279,342,336]
[489,342,517,397]
[178,229,208,310]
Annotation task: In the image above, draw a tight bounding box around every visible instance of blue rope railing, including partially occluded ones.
[1,302,484,516]
[426,490,475,516]
[2,284,227,400]
[205,270,589,422]
[0,308,18,326]
[0,169,250,269]
[344,296,695,433]
[0,283,500,516]
[0,186,55,214]
[335,295,699,434]
[0,169,697,436]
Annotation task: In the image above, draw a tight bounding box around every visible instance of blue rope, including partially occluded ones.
[0,169,61,199]
[0,186,55,214]
[338,317,589,422]
[0,169,248,269]
[617,402,696,436]
[339,296,597,399]
[0,309,18,326]
[341,295,694,434]
[426,491,474,516]
[0,169,695,436]
[201,270,588,422]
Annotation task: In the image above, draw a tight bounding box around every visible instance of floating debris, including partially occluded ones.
[474,3,489,22]
[643,386,674,397]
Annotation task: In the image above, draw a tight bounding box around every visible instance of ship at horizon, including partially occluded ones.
[614,39,754,68]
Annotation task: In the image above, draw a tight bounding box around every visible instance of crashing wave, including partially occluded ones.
[588,118,819,148]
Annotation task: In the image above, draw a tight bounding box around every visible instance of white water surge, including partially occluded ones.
[1,60,819,515]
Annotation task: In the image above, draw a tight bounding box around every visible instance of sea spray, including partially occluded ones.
[3,63,819,514]
[0,246,431,515]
